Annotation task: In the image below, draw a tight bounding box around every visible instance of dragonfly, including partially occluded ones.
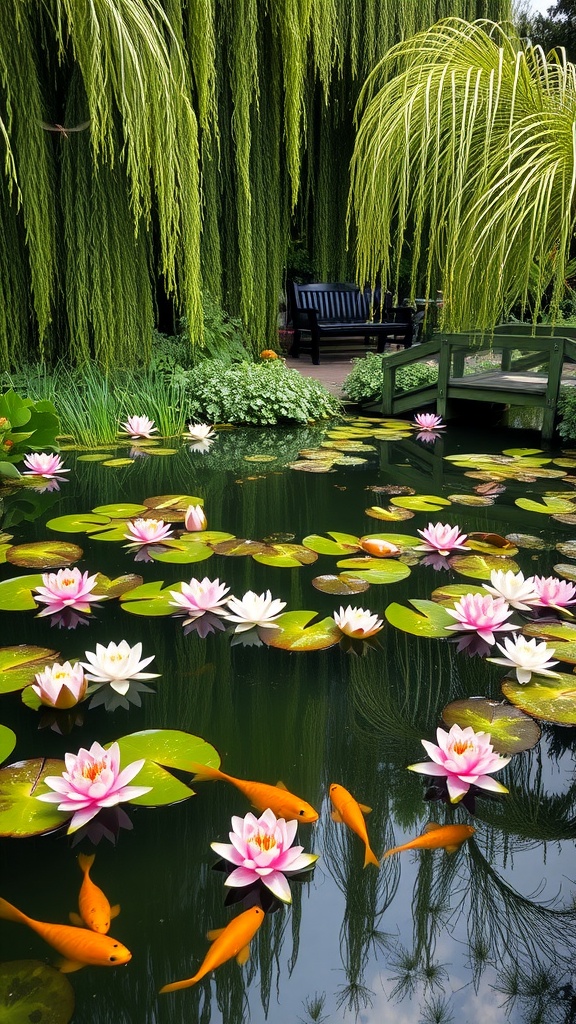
[40,120,90,140]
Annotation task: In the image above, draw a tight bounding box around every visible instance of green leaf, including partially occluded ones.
[0,961,75,1024]
[0,574,43,611]
[364,505,415,521]
[0,759,70,836]
[336,557,411,583]
[92,503,148,516]
[311,574,370,595]
[515,496,576,514]
[210,538,269,556]
[431,583,486,605]
[502,671,576,725]
[0,646,60,694]
[385,599,454,636]
[46,512,112,534]
[301,532,360,555]
[149,541,214,564]
[523,621,576,664]
[442,698,541,754]
[252,543,318,568]
[0,462,22,478]
[389,494,451,512]
[260,611,341,651]
[111,730,220,805]
[5,541,83,569]
[119,580,179,616]
[449,554,520,580]
[0,725,16,765]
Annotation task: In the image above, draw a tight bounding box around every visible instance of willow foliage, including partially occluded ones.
[349,17,576,330]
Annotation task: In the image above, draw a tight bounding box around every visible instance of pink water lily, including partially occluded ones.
[185,504,207,532]
[224,590,286,632]
[36,740,151,833]
[445,592,517,645]
[333,605,383,638]
[489,634,559,684]
[530,575,576,609]
[81,640,159,696]
[33,567,101,617]
[211,808,318,903]
[412,412,445,431]
[416,522,468,555]
[169,577,230,621]
[408,724,511,803]
[22,452,70,479]
[120,415,158,439]
[124,518,173,546]
[32,661,87,709]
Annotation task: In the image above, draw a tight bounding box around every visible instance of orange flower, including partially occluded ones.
[259,350,278,359]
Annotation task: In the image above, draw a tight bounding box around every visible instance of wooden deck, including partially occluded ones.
[379,325,576,440]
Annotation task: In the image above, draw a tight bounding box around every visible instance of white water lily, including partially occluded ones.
[488,635,559,684]
[223,589,286,632]
[81,640,160,696]
[333,606,383,639]
[483,569,538,611]
[186,422,216,442]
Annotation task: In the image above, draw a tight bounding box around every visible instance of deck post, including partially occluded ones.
[542,338,564,440]
[436,337,451,418]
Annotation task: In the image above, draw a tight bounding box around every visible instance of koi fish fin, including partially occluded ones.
[0,897,28,924]
[58,958,86,973]
[358,803,372,815]
[160,976,199,993]
[363,846,380,868]
[68,912,84,926]
[422,822,442,834]
[382,846,402,858]
[275,781,288,790]
[206,927,225,941]
[445,844,462,854]
[330,809,344,823]
[78,852,95,873]
[110,904,121,920]
[235,943,251,966]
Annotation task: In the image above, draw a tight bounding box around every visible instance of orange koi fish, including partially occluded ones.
[189,762,319,823]
[0,896,131,972]
[329,783,379,868]
[383,822,475,857]
[160,906,265,993]
[69,853,120,934]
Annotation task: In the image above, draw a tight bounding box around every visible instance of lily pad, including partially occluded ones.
[448,554,520,580]
[430,583,486,605]
[385,599,454,637]
[143,495,204,517]
[446,494,495,506]
[301,533,360,556]
[0,961,74,1024]
[0,646,60,694]
[289,461,335,473]
[515,496,576,515]
[260,611,341,651]
[210,539,269,557]
[0,574,43,611]
[46,512,112,535]
[119,580,179,616]
[442,697,541,754]
[389,494,451,512]
[5,541,83,569]
[102,458,134,467]
[76,453,114,462]
[111,729,220,805]
[464,533,519,556]
[252,543,318,568]
[556,541,576,559]
[91,574,143,599]
[502,671,576,725]
[506,532,550,551]
[365,505,415,521]
[523,621,576,664]
[92,503,148,517]
[554,563,576,582]
[149,540,214,564]
[0,759,69,836]
[0,725,16,764]
[311,574,370,595]
[336,557,411,583]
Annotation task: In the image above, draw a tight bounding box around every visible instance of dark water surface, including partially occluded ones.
[1,422,576,1024]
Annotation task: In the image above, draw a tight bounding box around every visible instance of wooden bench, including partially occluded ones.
[288,281,414,365]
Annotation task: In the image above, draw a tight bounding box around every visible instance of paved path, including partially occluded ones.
[284,353,356,400]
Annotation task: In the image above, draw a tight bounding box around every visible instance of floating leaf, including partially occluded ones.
[523,621,576,664]
[430,583,486,605]
[102,458,134,467]
[91,574,143,599]
[0,961,75,1024]
[301,532,360,556]
[465,533,519,556]
[76,453,114,462]
[141,494,204,520]
[447,493,495,506]
[0,759,69,836]
[211,538,269,557]
[389,494,451,512]
[336,557,411,583]
[385,600,454,636]
[555,541,576,559]
[449,554,520,580]
[0,725,16,764]
[552,513,576,525]
[253,543,318,568]
[92,503,147,517]
[515,496,576,514]
[554,563,576,582]
[365,505,415,521]
[244,454,277,462]
[46,512,112,534]
[311,574,370,595]
[0,574,43,611]
[149,540,214,564]
[145,447,178,456]
[289,461,335,473]
[0,646,60,694]
[502,672,576,725]
[119,580,179,616]
[111,729,220,805]
[506,533,550,551]
[5,541,83,569]
[442,698,540,754]
[260,611,341,651]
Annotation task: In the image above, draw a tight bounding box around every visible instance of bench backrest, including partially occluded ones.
[290,281,391,326]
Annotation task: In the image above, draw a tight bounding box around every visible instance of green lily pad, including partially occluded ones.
[142,495,204,519]
[119,580,180,616]
[446,493,495,506]
[336,557,411,583]
[554,563,576,582]
[260,611,341,651]
[466,533,519,556]
[0,646,60,694]
[301,532,360,556]
[311,574,371,595]
[364,505,415,521]
[385,599,455,637]
[0,759,69,836]
[210,538,269,557]
[289,461,335,472]
[0,961,74,1024]
[144,448,178,456]
[430,583,486,605]
[502,671,576,725]
[91,574,143,599]
[46,512,112,534]
[76,453,114,462]
[506,533,549,550]
[111,729,220,805]
[5,541,83,569]
[448,554,520,580]
[556,541,576,559]
[149,540,214,564]
[102,458,134,467]
[389,494,451,512]
[515,496,576,514]
[523,621,576,664]
[253,543,318,568]
[93,503,147,516]
[442,697,541,754]
[0,574,43,611]
[0,725,16,764]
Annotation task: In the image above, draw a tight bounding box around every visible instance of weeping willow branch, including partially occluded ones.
[349,17,576,329]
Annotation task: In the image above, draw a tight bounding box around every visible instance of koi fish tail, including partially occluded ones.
[382,846,402,858]
[188,761,225,783]
[0,897,30,925]
[160,974,202,993]
[364,845,380,868]
[78,852,95,874]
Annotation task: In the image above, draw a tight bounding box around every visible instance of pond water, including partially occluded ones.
[1,417,576,1024]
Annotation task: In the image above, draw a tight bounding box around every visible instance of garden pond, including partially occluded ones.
[1,415,576,1024]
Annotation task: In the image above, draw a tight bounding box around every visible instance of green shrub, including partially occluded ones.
[183,359,341,425]
[179,292,252,365]
[342,352,438,404]
[0,391,60,477]
[557,387,576,440]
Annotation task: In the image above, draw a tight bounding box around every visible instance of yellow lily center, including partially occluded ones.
[452,740,474,756]
[251,830,277,853]
[82,759,106,781]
